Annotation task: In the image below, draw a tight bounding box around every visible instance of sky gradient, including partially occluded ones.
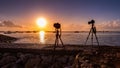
[0,0,120,31]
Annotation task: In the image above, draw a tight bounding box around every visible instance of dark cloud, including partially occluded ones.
[0,21,22,28]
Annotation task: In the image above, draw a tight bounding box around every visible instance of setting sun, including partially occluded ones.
[36,18,47,28]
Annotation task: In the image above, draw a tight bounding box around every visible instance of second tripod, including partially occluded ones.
[53,23,64,51]
[85,20,99,48]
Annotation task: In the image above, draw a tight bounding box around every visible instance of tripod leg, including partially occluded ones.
[94,33,100,48]
[91,29,94,52]
[54,35,59,50]
[56,38,59,47]
[54,38,57,51]
[91,30,93,46]
[59,35,64,48]
[85,28,92,45]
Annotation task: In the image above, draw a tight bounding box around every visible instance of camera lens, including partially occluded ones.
[88,20,95,24]
[54,23,61,29]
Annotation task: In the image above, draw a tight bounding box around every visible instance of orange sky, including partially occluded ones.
[0,0,120,31]
[0,17,119,31]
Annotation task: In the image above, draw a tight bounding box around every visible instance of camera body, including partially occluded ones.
[88,20,95,24]
[54,23,61,29]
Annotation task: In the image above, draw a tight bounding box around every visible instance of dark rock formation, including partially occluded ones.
[0,34,18,43]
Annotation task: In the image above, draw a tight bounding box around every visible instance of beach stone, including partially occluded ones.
[64,66,72,68]
[72,55,81,68]
[114,61,120,68]
[44,55,53,63]
[57,55,68,64]
[16,53,28,66]
[67,56,74,66]
[81,60,93,68]
[25,53,34,59]
[116,52,120,58]
[16,52,24,58]
[3,53,11,57]
[25,55,42,68]
[0,53,2,59]
[1,62,17,68]
[0,55,17,66]
[100,64,107,68]
[51,62,63,68]
[92,63,101,68]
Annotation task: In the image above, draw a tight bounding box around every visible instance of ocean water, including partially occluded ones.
[4,32,120,46]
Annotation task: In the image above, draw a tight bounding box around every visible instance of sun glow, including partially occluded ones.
[36,18,47,28]
[39,31,45,43]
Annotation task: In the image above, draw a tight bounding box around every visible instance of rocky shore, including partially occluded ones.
[0,44,120,68]
[0,34,18,43]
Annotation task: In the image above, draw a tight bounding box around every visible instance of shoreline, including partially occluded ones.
[0,43,120,54]
[0,43,120,67]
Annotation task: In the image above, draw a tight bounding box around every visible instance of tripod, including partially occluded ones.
[54,28,64,51]
[85,22,99,49]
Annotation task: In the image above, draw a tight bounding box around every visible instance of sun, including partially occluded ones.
[36,18,47,28]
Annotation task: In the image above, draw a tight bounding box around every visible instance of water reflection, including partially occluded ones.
[39,31,45,44]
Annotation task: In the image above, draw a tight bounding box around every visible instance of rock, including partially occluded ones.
[0,34,18,43]
[25,55,42,68]
[0,55,17,66]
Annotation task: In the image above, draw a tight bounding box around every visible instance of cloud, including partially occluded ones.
[98,20,120,31]
[62,23,90,31]
[0,21,22,28]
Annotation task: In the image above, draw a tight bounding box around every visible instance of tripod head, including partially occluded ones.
[88,20,96,33]
[85,19,99,50]
[53,23,62,36]
[88,20,95,27]
[53,23,61,29]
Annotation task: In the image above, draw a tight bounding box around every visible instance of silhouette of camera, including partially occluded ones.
[88,20,95,24]
[54,23,61,29]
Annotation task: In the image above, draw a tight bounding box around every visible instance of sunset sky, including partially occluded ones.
[0,0,120,31]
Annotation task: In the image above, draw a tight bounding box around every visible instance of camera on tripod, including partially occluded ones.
[88,20,95,24]
[54,23,61,29]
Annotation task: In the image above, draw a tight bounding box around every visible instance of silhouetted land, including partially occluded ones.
[0,34,18,43]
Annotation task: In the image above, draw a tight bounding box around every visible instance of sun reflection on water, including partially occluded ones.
[39,31,45,44]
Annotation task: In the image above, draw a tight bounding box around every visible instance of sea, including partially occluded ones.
[3,31,120,46]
